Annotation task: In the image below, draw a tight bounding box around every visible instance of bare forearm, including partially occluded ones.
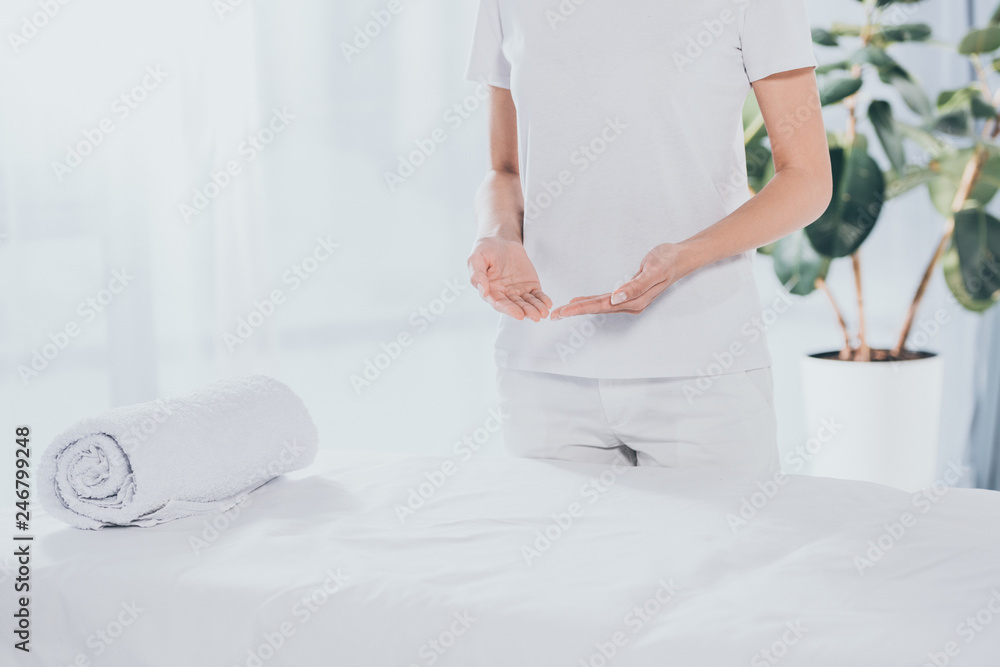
[474,169,524,243]
[675,166,831,278]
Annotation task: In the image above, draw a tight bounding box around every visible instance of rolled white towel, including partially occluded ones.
[39,375,319,529]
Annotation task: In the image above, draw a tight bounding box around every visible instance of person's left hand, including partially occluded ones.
[550,243,688,320]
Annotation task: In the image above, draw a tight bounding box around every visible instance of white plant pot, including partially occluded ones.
[799,352,945,492]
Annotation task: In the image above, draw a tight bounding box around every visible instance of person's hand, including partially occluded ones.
[468,236,552,321]
[550,243,687,320]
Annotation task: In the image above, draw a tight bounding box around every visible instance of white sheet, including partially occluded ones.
[4,450,1000,666]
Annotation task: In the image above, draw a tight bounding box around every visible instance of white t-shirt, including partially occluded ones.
[465,0,817,379]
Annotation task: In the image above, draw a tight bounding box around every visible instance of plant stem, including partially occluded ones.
[892,42,998,357]
[971,54,994,101]
[844,63,863,140]
[851,253,871,361]
[892,147,990,356]
[893,233,952,358]
[838,7,875,361]
[816,276,853,359]
[844,72,870,359]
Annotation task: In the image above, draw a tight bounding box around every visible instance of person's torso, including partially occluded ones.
[490,0,771,378]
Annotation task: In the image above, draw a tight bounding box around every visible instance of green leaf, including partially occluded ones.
[881,66,934,119]
[938,85,998,120]
[747,144,774,194]
[945,207,1000,308]
[943,246,997,312]
[898,122,953,159]
[959,27,1000,55]
[972,94,998,120]
[970,153,1000,208]
[806,138,886,257]
[830,23,863,37]
[868,100,906,173]
[885,166,939,199]
[742,93,767,145]
[770,229,830,296]
[927,149,976,217]
[816,60,851,75]
[850,45,895,68]
[812,28,839,47]
[763,155,775,185]
[928,185,957,222]
[927,150,1000,216]
[880,24,932,43]
[820,77,864,106]
[937,87,970,111]
[934,110,972,136]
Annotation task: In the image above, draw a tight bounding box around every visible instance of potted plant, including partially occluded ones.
[746,0,1000,490]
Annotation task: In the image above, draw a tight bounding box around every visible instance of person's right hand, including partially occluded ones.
[467,236,552,321]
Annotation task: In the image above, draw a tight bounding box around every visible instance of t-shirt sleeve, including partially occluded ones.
[464,0,511,89]
[740,0,818,83]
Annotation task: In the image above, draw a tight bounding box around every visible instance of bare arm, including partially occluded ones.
[674,67,832,273]
[473,87,523,243]
[551,67,832,319]
[468,86,552,321]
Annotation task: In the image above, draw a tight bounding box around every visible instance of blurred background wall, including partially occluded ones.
[0,0,994,483]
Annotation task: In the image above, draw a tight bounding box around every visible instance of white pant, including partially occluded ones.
[496,366,779,477]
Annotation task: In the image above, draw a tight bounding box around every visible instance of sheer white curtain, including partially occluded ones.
[0,0,497,456]
[0,1,272,399]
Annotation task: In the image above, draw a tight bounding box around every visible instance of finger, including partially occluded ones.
[470,274,490,299]
[522,292,550,318]
[566,294,602,304]
[490,292,525,320]
[522,292,550,319]
[610,265,664,305]
[561,290,661,318]
[467,253,490,299]
[551,295,611,320]
[530,289,553,310]
[511,294,542,322]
